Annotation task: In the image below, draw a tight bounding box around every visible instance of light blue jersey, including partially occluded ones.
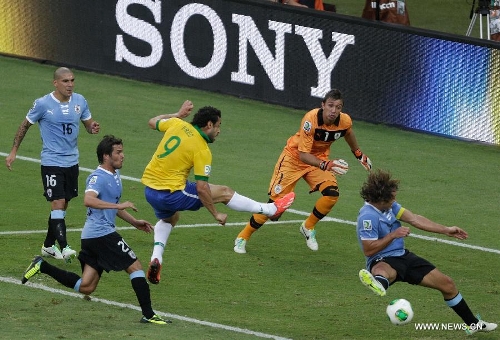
[357,201,406,269]
[26,92,92,167]
[82,166,122,239]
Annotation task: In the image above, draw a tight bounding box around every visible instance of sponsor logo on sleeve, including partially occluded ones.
[363,220,372,230]
[303,121,312,133]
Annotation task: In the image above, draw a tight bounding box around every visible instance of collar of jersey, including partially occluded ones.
[193,125,213,143]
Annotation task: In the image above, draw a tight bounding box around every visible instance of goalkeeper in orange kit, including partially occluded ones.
[234,89,372,254]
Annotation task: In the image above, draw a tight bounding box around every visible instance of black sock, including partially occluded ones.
[375,275,390,290]
[446,294,478,326]
[50,218,68,249]
[40,261,81,289]
[131,276,154,318]
[44,215,56,247]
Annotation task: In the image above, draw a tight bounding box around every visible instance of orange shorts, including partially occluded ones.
[267,150,337,200]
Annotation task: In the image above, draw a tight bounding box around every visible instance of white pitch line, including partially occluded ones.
[0,276,291,340]
[2,152,499,255]
[2,152,500,338]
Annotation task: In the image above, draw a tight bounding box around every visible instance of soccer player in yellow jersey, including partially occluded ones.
[142,101,295,284]
[234,89,372,254]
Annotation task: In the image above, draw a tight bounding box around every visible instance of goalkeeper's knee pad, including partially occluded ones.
[250,214,268,228]
[319,184,339,211]
[320,183,339,198]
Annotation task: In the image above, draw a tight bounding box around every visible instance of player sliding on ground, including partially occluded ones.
[356,169,497,335]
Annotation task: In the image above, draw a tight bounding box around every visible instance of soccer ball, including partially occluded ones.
[386,298,414,325]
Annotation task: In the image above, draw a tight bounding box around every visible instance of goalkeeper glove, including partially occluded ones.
[319,159,349,175]
[352,149,372,171]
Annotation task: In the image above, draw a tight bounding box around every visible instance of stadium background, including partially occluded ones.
[0,0,499,145]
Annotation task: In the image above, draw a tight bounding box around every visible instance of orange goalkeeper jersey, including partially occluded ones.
[284,108,353,160]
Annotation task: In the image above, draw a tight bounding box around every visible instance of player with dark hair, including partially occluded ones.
[6,67,100,262]
[142,101,295,284]
[234,89,371,254]
[356,169,497,335]
[22,135,168,325]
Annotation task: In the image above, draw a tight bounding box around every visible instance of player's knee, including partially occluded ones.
[128,260,143,273]
[164,212,179,226]
[321,185,340,205]
[320,185,339,197]
[79,284,96,295]
[50,199,66,210]
[441,275,457,294]
[217,185,235,203]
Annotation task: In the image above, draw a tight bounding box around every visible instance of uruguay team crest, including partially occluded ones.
[273,184,282,194]
[74,104,81,114]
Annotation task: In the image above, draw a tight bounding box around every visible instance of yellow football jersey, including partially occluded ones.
[141,118,212,191]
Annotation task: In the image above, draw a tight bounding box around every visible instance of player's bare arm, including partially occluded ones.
[6,118,32,170]
[299,151,323,167]
[361,227,410,257]
[84,191,136,211]
[300,151,349,175]
[117,210,153,233]
[176,100,194,119]
[343,128,360,151]
[399,209,468,239]
[196,180,227,225]
[132,220,153,233]
[443,226,468,240]
[344,128,372,171]
[196,180,218,216]
[147,100,194,128]
[83,118,100,134]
